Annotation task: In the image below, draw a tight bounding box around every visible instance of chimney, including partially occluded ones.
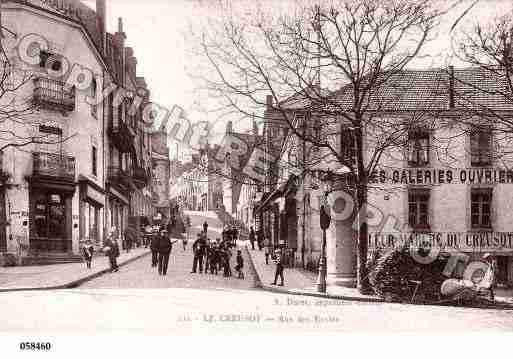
[448,65,455,110]
[96,0,106,54]
[266,95,273,110]
[253,120,259,136]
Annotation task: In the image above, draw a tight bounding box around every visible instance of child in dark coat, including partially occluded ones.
[235,250,244,279]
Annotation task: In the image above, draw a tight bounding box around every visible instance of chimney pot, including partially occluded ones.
[448,66,455,110]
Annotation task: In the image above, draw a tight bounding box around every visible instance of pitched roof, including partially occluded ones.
[329,67,513,113]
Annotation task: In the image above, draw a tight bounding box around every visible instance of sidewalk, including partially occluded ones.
[244,242,513,305]
[0,247,150,292]
[244,243,382,302]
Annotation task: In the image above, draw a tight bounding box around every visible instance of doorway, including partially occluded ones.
[496,256,509,287]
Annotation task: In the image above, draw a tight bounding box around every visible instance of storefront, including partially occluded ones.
[29,183,74,253]
[79,178,104,248]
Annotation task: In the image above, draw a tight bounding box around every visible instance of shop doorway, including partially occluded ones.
[496,256,509,287]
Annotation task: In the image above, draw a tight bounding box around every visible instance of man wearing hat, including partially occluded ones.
[157,228,173,276]
[482,253,496,301]
[191,232,206,273]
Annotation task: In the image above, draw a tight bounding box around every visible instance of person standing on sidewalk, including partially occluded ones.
[157,229,173,276]
[271,248,284,286]
[104,227,120,273]
[249,227,256,250]
[82,240,94,269]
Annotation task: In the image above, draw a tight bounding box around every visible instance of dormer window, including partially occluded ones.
[407,130,429,167]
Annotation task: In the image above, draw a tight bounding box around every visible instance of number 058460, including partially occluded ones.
[19,342,52,350]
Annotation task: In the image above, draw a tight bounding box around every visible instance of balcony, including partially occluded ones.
[33,152,75,181]
[108,166,134,191]
[33,77,75,112]
[108,121,135,153]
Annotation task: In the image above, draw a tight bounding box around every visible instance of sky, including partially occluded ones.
[85,0,512,158]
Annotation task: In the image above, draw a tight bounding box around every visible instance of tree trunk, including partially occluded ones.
[355,125,372,294]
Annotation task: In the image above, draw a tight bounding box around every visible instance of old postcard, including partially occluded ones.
[0,0,513,354]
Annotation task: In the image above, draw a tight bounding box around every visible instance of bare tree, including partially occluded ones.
[190,0,449,293]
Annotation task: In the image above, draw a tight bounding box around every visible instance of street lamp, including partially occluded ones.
[316,170,334,293]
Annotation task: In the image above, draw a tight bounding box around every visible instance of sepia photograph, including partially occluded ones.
[0,0,513,355]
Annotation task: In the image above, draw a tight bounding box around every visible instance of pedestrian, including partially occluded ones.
[150,228,159,268]
[104,227,120,273]
[210,242,219,274]
[264,242,270,265]
[257,230,264,251]
[182,235,188,251]
[233,226,238,247]
[157,229,173,276]
[203,221,208,234]
[249,227,255,250]
[204,239,212,273]
[482,253,497,301]
[124,226,134,253]
[271,248,284,286]
[82,240,94,269]
[222,244,232,277]
[191,233,206,273]
[235,249,244,279]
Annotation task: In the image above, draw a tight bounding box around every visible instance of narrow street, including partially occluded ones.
[1,211,513,333]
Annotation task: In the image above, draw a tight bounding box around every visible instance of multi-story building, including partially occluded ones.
[151,128,170,220]
[0,0,157,264]
[257,68,513,288]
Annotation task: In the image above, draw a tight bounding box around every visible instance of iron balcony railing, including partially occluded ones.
[33,152,75,180]
[33,77,75,112]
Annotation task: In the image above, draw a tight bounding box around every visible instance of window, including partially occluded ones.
[38,125,62,154]
[408,189,430,230]
[471,188,492,228]
[407,130,429,166]
[92,146,97,176]
[341,129,356,163]
[470,129,492,166]
[91,78,97,119]
[39,50,62,72]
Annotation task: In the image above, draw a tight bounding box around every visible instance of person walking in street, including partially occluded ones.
[248,227,256,250]
[191,233,206,273]
[82,240,94,269]
[203,221,208,234]
[157,229,173,276]
[271,248,284,286]
[104,228,120,273]
[235,249,244,279]
[150,228,159,268]
[233,226,239,247]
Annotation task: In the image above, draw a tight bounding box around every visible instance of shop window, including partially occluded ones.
[33,193,66,239]
[407,130,429,167]
[471,188,492,229]
[470,129,492,167]
[408,189,430,230]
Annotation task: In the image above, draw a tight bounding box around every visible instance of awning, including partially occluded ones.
[255,175,298,213]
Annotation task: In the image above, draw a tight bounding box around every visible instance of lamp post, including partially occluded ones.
[316,170,332,293]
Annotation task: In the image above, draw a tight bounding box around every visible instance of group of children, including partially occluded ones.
[193,233,244,279]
